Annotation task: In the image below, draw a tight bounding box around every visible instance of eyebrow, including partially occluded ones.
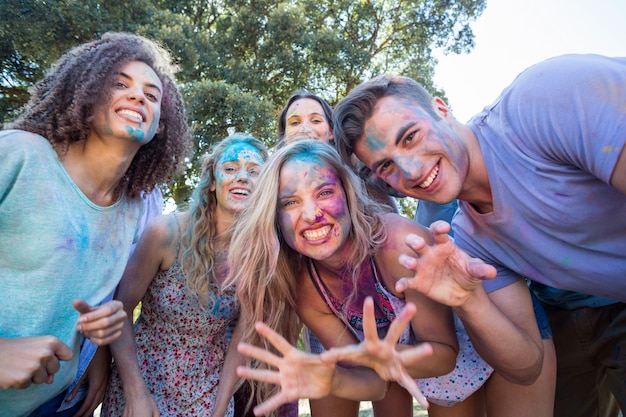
[118,71,162,94]
[395,121,416,146]
[279,180,335,199]
[370,121,415,173]
[288,112,325,119]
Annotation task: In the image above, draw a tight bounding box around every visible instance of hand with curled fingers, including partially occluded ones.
[0,336,73,389]
[319,297,432,409]
[236,322,336,416]
[74,299,126,345]
[396,220,497,306]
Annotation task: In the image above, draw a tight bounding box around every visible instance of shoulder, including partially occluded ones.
[502,54,626,110]
[381,212,430,246]
[294,261,330,315]
[1,129,53,156]
[517,54,626,82]
[1,131,58,192]
[1,129,49,146]
[373,214,431,296]
[376,213,430,269]
[140,213,181,251]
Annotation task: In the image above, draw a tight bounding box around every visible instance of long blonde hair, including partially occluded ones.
[226,140,387,410]
[181,133,268,307]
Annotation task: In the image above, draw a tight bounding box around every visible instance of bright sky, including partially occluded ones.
[433,0,626,122]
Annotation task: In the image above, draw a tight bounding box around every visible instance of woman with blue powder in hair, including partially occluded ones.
[102,134,268,417]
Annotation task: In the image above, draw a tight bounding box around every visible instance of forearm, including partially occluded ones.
[109,318,151,397]
[453,286,542,384]
[398,342,457,378]
[212,320,245,417]
[331,366,388,401]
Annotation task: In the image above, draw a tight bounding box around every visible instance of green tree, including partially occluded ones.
[1,0,485,213]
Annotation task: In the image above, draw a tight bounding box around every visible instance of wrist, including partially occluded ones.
[453,284,490,321]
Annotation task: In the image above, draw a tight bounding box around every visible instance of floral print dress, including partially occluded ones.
[102,258,239,416]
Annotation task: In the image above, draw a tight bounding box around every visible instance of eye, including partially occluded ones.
[358,165,372,179]
[145,91,160,102]
[114,80,127,89]
[378,160,393,177]
[403,131,416,146]
[248,167,260,177]
[288,120,300,127]
[281,199,297,208]
[223,166,236,173]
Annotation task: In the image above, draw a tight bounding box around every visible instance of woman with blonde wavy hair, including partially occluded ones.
[102,134,268,417]
[229,140,494,417]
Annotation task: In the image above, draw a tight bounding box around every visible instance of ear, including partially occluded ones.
[432,97,453,119]
[156,122,163,134]
[210,181,216,192]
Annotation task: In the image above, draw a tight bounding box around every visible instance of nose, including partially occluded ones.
[297,122,312,133]
[301,199,322,223]
[127,85,146,104]
[235,168,250,183]
[395,156,422,183]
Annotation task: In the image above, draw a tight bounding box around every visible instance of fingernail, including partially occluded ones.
[407,234,423,246]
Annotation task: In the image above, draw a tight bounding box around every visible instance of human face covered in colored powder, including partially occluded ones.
[211,143,264,218]
[353,96,469,204]
[92,60,163,144]
[284,98,333,144]
[277,155,352,262]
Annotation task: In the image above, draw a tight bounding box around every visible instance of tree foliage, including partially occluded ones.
[1,0,485,213]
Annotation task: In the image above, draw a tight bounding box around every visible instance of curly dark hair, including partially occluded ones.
[7,32,192,198]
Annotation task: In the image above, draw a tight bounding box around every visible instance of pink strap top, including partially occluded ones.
[307,258,414,344]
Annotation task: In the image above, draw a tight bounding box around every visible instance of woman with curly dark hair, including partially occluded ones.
[0,32,191,417]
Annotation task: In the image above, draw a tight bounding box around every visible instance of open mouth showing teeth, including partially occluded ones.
[303,225,332,241]
[231,189,250,196]
[419,165,439,188]
[117,109,143,123]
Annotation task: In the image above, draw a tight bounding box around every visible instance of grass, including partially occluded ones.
[297,399,428,417]
[96,400,428,417]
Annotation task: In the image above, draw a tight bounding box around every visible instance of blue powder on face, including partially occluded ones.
[126,126,146,141]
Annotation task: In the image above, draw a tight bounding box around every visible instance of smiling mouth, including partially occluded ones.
[117,109,144,123]
[419,164,439,188]
[230,189,250,197]
[303,225,332,241]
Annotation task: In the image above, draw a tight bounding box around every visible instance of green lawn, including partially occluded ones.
[297,400,428,417]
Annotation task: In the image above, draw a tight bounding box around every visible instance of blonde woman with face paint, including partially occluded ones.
[101,135,267,417]
[274,91,405,417]
[228,140,495,417]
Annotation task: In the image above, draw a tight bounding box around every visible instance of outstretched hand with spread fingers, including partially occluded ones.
[319,297,431,408]
[236,322,336,416]
[396,220,497,306]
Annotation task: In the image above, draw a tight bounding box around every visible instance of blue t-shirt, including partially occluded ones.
[454,54,626,302]
[0,130,143,416]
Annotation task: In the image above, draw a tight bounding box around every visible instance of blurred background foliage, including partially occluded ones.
[0,0,485,216]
